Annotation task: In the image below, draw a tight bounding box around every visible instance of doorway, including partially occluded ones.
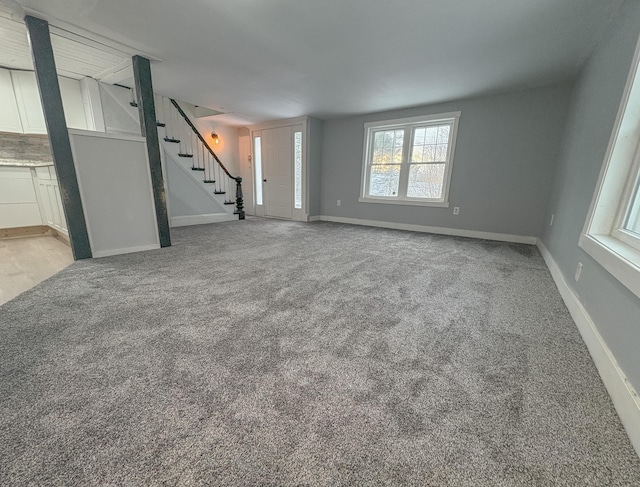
[251,119,306,221]
[263,126,293,219]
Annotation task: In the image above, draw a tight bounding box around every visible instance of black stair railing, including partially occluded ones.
[167,98,245,220]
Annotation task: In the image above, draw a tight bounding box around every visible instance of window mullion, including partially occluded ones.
[397,126,412,198]
[365,128,376,197]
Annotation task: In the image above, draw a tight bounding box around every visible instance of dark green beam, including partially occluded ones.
[24,15,92,260]
[132,55,171,247]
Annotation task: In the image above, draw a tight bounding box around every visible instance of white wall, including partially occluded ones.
[98,82,140,135]
[177,102,241,177]
[163,147,231,226]
[69,130,159,258]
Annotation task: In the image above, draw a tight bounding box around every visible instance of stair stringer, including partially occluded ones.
[99,83,140,135]
[162,146,235,227]
[159,126,235,213]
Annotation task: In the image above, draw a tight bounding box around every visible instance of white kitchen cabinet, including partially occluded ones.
[35,165,68,235]
[11,70,46,134]
[11,70,88,134]
[0,166,42,228]
[0,68,23,133]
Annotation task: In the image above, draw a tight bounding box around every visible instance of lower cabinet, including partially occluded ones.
[35,166,68,235]
[0,166,42,228]
[0,164,68,235]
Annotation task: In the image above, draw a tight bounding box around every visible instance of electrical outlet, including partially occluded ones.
[550,213,555,226]
[337,199,341,207]
[575,262,583,282]
[453,207,460,215]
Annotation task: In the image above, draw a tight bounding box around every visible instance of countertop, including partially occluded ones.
[0,159,53,167]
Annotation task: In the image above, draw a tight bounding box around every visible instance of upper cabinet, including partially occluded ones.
[11,70,47,134]
[0,69,24,133]
[1,68,88,134]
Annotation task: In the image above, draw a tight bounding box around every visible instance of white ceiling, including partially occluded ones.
[0,4,138,83]
[8,0,626,125]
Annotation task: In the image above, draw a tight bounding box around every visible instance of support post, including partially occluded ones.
[24,15,92,260]
[235,177,245,220]
[132,55,171,247]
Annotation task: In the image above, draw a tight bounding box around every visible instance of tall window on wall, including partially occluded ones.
[580,33,640,299]
[360,112,460,207]
[294,130,302,209]
[254,136,263,206]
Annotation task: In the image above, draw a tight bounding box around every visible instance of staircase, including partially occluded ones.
[155,96,245,221]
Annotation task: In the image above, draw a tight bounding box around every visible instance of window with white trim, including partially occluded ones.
[614,166,640,252]
[580,34,640,299]
[360,112,460,207]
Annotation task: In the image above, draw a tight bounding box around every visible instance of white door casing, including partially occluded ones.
[263,125,293,219]
[250,116,309,221]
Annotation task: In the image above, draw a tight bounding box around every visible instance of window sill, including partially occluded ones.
[579,233,640,299]
[358,197,450,208]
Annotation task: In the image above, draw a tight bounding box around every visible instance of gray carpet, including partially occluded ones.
[1,218,639,486]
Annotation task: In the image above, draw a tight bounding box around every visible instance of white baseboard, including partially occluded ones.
[537,239,640,458]
[308,215,322,222]
[313,215,537,244]
[93,243,160,258]
[170,213,236,227]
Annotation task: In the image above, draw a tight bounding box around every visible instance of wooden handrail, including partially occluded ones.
[169,98,236,180]
[168,98,245,220]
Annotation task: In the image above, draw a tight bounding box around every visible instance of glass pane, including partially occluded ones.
[372,129,404,163]
[437,125,450,144]
[411,124,449,163]
[368,165,401,197]
[294,131,302,209]
[254,136,263,206]
[407,163,446,199]
[624,182,640,235]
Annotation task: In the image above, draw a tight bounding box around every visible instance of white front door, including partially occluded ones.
[262,126,292,219]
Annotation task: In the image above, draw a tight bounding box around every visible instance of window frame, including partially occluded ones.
[579,33,640,299]
[359,112,461,207]
[611,144,640,252]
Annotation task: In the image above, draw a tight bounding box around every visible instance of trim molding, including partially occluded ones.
[313,215,537,244]
[537,239,640,457]
[247,116,309,131]
[93,244,160,258]
[358,197,450,208]
[0,225,55,240]
[170,214,236,227]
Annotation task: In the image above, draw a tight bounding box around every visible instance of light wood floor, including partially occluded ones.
[0,236,73,306]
